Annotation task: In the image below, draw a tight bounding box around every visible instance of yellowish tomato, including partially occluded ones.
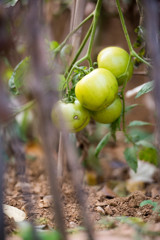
[91,97,122,124]
[75,68,118,111]
[52,99,90,132]
[97,46,133,86]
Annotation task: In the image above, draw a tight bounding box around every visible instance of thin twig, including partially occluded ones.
[62,1,95,239]
[63,131,95,240]
[57,132,66,180]
[58,0,87,181]
[9,128,40,240]
[70,0,86,60]
[143,0,160,160]
[26,0,67,238]
[0,133,5,240]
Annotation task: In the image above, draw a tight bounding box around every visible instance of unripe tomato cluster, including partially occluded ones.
[52,47,133,132]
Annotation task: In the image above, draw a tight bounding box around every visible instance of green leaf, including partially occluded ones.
[136,140,155,148]
[124,146,138,172]
[95,132,111,157]
[128,120,151,127]
[38,230,61,240]
[138,147,158,165]
[128,128,153,143]
[8,57,30,95]
[140,200,158,211]
[49,41,59,51]
[2,0,19,7]
[85,146,102,174]
[135,81,154,98]
[125,104,139,113]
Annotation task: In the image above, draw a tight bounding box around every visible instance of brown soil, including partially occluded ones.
[95,191,160,222]
[4,142,160,237]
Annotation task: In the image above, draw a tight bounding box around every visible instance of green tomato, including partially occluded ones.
[91,97,122,124]
[52,99,90,132]
[97,46,133,86]
[75,68,118,111]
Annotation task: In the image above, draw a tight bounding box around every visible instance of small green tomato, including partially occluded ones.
[52,99,90,132]
[91,97,122,124]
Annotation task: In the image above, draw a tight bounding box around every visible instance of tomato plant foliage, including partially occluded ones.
[135,81,154,98]
[124,147,138,172]
[5,0,158,173]
[8,57,30,95]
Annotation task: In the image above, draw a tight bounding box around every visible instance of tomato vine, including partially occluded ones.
[8,0,157,172]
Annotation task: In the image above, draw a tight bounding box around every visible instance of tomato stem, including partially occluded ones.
[131,50,151,67]
[120,55,132,132]
[66,56,88,88]
[86,0,102,67]
[11,100,35,119]
[65,22,93,77]
[65,0,102,100]
[116,0,151,67]
[120,55,137,146]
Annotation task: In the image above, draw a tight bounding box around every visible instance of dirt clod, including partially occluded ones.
[4,147,160,235]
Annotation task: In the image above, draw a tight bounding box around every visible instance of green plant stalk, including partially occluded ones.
[116,0,132,52]
[65,22,93,77]
[55,12,94,53]
[66,56,88,98]
[120,56,136,145]
[86,0,102,66]
[66,0,102,95]
[13,100,35,117]
[116,0,151,146]
[116,0,151,67]
[121,55,131,131]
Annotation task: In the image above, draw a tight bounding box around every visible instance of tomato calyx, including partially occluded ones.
[62,95,76,104]
[65,66,97,103]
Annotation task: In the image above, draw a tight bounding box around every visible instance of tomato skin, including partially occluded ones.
[97,47,133,86]
[52,99,90,132]
[91,97,122,124]
[75,68,118,111]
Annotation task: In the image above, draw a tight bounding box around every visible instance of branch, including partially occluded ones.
[143,0,160,153]
[26,0,67,238]
[70,0,88,60]
[0,134,5,240]
[116,0,151,67]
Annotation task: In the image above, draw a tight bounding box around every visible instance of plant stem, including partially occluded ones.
[14,100,35,116]
[66,56,87,89]
[121,55,131,132]
[132,50,151,66]
[65,22,93,76]
[55,12,94,53]
[120,56,137,146]
[116,0,151,67]
[116,0,132,52]
[65,0,102,86]
[86,0,102,66]
[0,134,5,240]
